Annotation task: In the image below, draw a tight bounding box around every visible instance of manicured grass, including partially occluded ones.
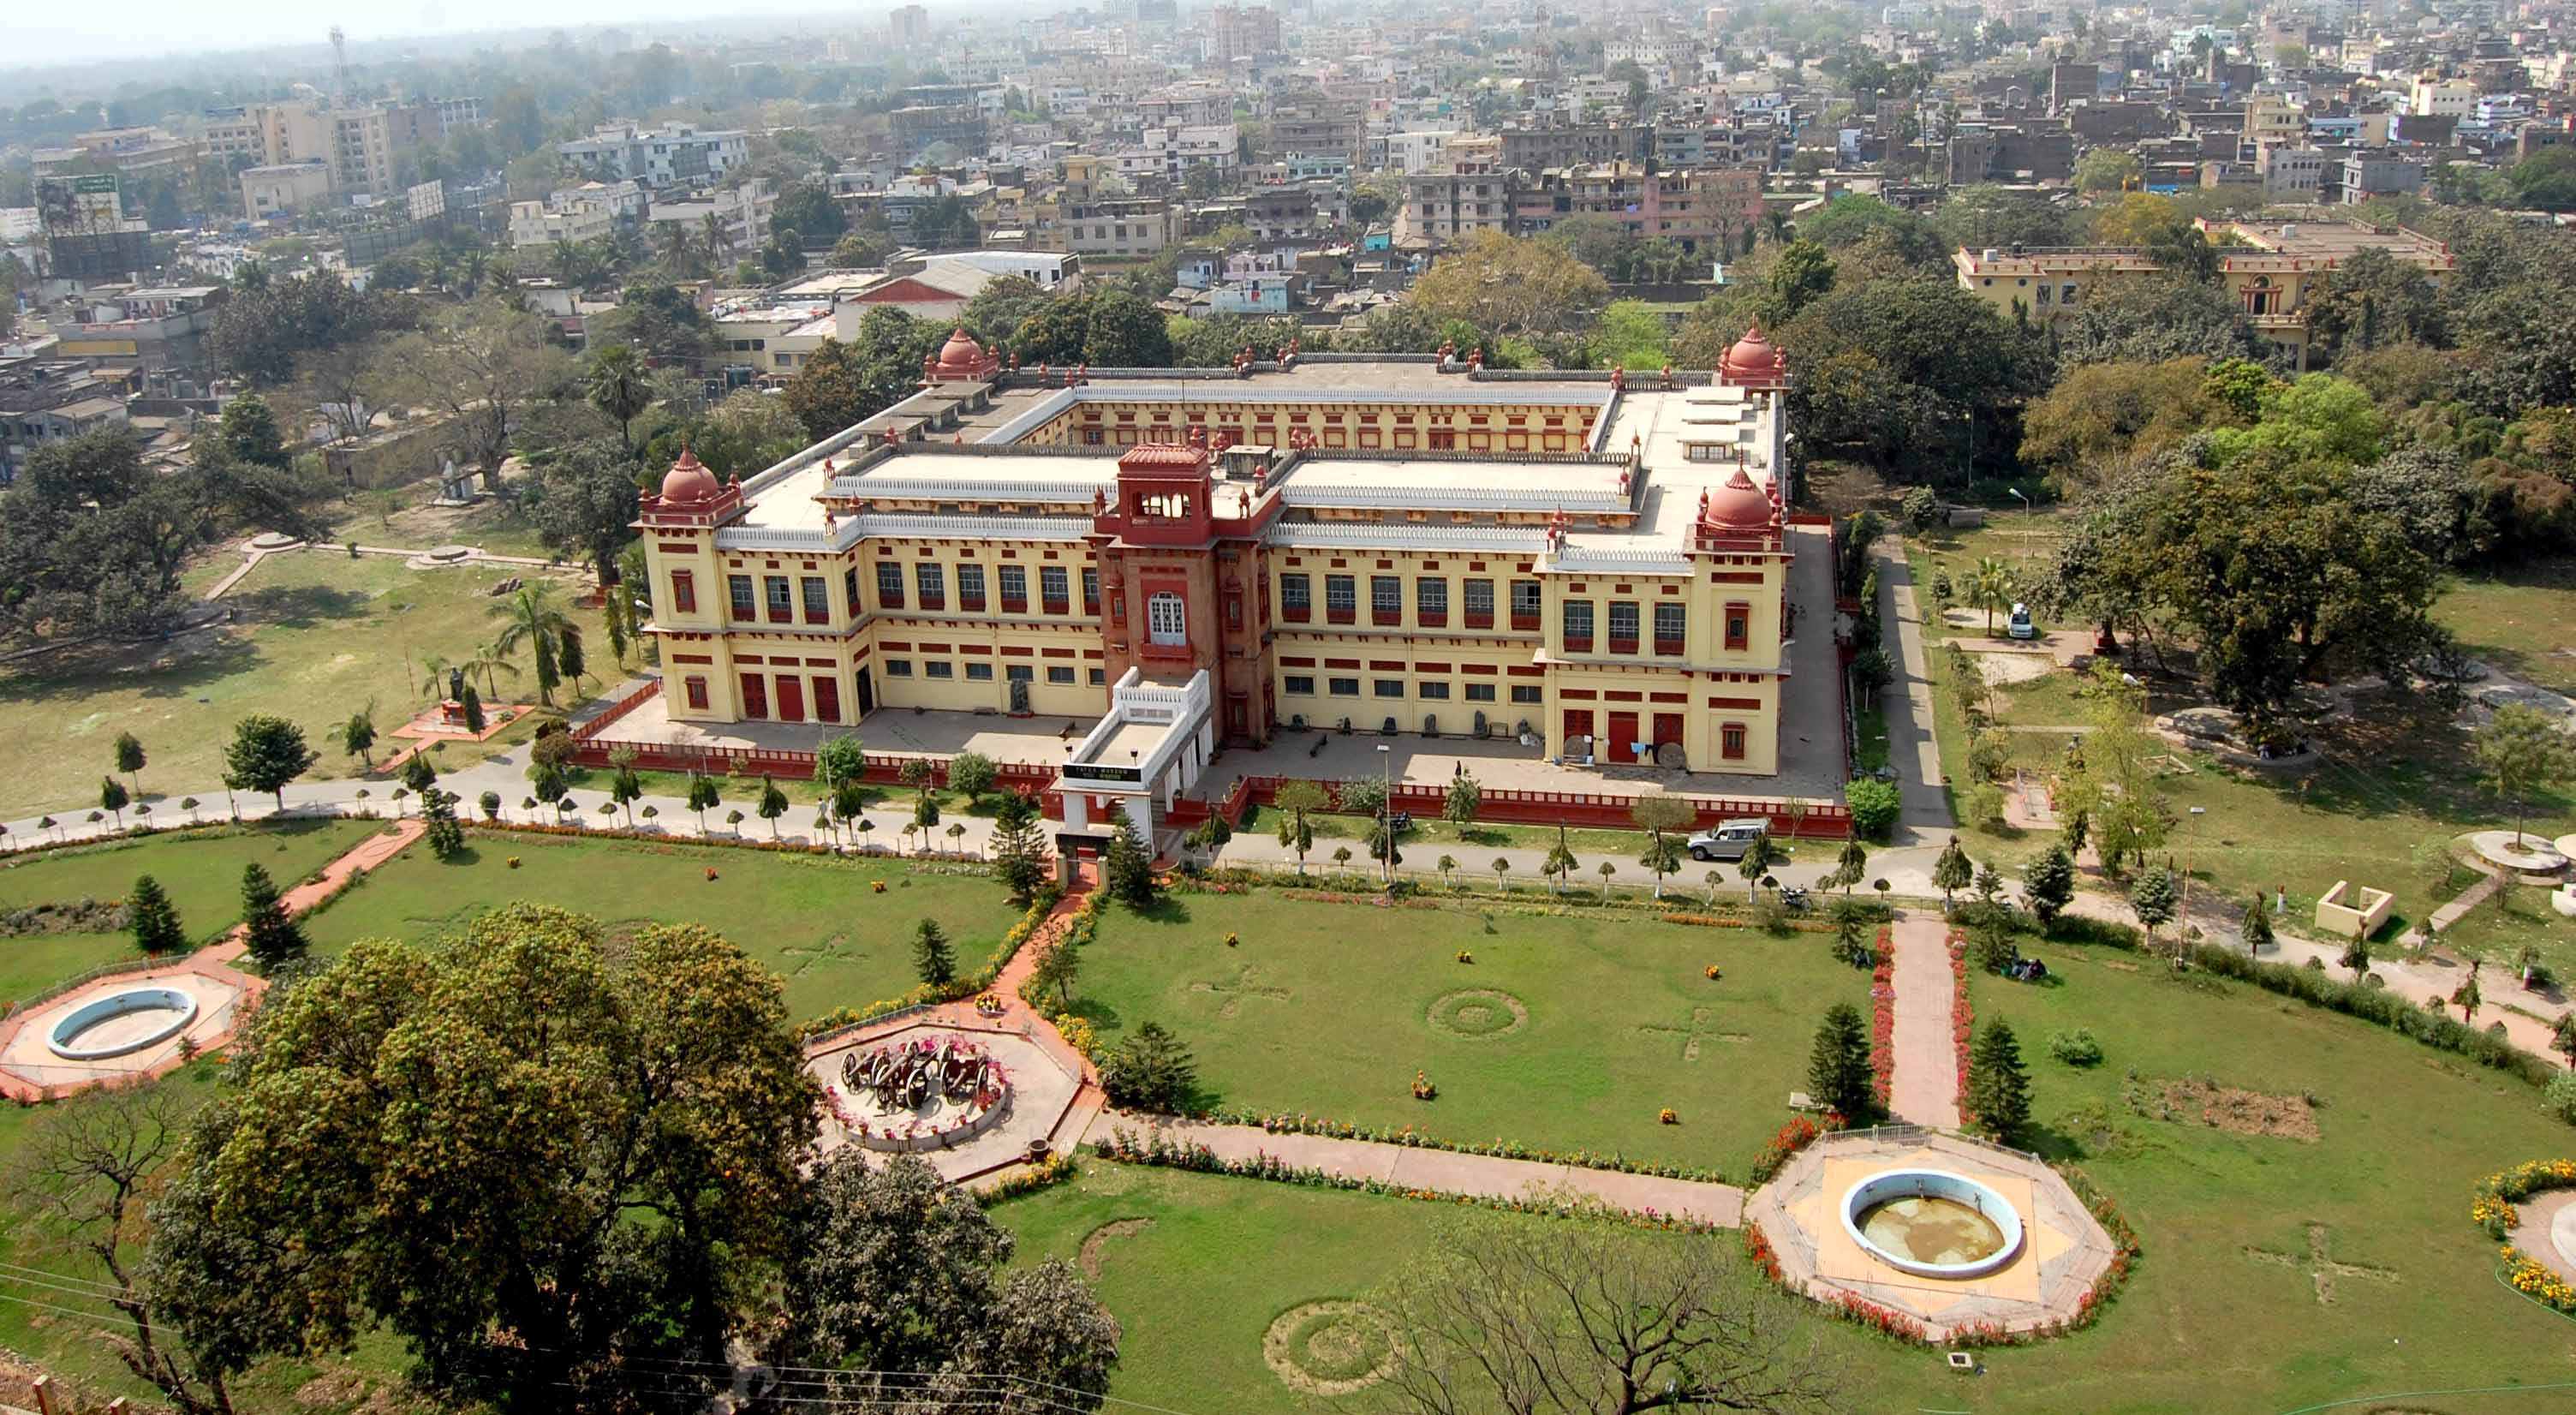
[299,830,1029,1021]
[1231,802,1738,862]
[2437,881,2576,982]
[993,1164,1486,1414]
[0,549,586,819]
[1017,938,2576,1415]
[1068,890,1869,1174]
[1917,931,2576,1414]
[0,820,381,1005]
[2436,556,2576,692]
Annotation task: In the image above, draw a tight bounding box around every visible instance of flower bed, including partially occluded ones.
[1749,1114,1840,1185]
[2501,1246,2576,1313]
[1202,1107,1731,1183]
[977,1153,1079,1206]
[1947,928,1973,1111]
[1869,928,1896,1108]
[1094,1127,1723,1234]
[2472,1158,2576,1240]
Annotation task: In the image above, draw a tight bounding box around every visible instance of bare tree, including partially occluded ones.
[1368,1215,1843,1415]
[369,297,573,493]
[4,1082,235,1414]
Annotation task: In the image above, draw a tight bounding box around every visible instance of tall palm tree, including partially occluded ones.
[1760,208,1793,247]
[490,582,575,706]
[467,638,524,700]
[702,212,730,266]
[587,343,653,451]
[1971,555,2017,635]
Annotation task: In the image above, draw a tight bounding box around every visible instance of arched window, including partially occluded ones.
[1147,591,1188,645]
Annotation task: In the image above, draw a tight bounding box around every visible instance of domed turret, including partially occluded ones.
[1702,466,1773,531]
[1720,321,1786,387]
[925,327,1000,383]
[659,446,720,505]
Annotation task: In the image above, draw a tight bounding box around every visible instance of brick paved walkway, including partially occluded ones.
[1886,910,1961,1130]
[1086,1113,1747,1226]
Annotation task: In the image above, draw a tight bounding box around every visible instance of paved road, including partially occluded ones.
[1873,534,1956,847]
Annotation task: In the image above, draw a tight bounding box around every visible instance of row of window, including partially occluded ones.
[1279,574,1541,627]
[881,660,1106,687]
[673,564,1100,624]
[1559,600,1706,654]
[1281,676,1546,705]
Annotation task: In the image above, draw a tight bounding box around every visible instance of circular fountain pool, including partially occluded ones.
[46,987,200,1060]
[1840,1168,2024,1279]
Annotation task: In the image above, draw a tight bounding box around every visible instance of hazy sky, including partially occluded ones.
[15,1,883,70]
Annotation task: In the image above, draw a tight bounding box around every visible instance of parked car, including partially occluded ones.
[2007,603,2038,640]
[1685,818,1770,862]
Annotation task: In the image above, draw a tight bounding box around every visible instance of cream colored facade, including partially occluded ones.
[635,341,1803,777]
[1951,218,2455,370]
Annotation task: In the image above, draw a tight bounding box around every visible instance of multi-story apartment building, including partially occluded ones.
[1207,5,1283,60]
[1396,168,1513,248]
[0,355,125,486]
[1951,219,2455,370]
[889,4,930,45]
[2257,145,2329,200]
[1499,124,1651,171]
[239,162,334,221]
[1064,200,1184,258]
[507,180,643,248]
[1513,164,1762,254]
[631,328,1808,788]
[558,122,751,188]
[643,179,775,257]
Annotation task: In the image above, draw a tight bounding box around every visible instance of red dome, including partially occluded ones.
[1720,321,1784,384]
[659,447,720,505]
[934,327,986,374]
[1704,467,1773,530]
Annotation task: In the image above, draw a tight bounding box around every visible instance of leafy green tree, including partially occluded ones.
[948,751,998,804]
[421,787,466,859]
[224,715,318,810]
[1828,837,1869,894]
[2236,892,2275,954]
[2075,148,2141,194]
[1082,289,1174,367]
[1965,1018,2033,1142]
[1807,1002,1875,1119]
[339,708,378,769]
[1031,934,1081,1009]
[1273,779,1326,875]
[489,582,575,705]
[2022,845,2076,925]
[128,875,186,952]
[1630,796,1695,899]
[1736,832,1779,900]
[585,343,653,451]
[2473,703,2576,847]
[688,775,722,832]
[149,908,819,1405]
[1442,773,1482,827]
[400,751,438,795]
[1844,777,1901,841]
[2340,929,2373,982]
[2128,868,2178,947]
[112,731,148,798]
[758,775,790,839]
[610,765,644,827]
[913,919,957,988]
[1931,839,1973,909]
[1104,808,1158,909]
[100,774,130,827]
[769,1154,1118,1411]
[992,791,1051,899]
[1541,833,1578,895]
[1101,1021,1197,1112]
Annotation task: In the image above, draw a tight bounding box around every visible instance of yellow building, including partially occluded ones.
[1951,218,2456,370]
[635,328,1810,776]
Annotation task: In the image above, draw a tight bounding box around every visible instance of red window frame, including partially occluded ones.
[670,570,696,615]
[1720,721,1748,760]
[684,675,710,710]
[739,673,769,719]
[1724,600,1751,653]
[813,676,842,723]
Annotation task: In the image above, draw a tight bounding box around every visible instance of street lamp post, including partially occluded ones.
[1376,743,1392,887]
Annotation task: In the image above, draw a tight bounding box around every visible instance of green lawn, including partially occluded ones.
[992,1164,1485,1414]
[1231,802,1738,862]
[1914,929,2576,1414]
[1068,891,1869,1175]
[2437,880,2576,982]
[0,820,381,1006]
[1011,932,2576,1415]
[0,550,587,819]
[2436,556,2576,693]
[299,830,1029,1021]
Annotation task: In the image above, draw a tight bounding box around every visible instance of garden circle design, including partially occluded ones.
[1262,1300,1398,1396]
[1426,988,1530,1040]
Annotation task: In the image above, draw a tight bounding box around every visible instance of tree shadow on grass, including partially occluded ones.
[230,583,378,630]
[1127,896,1192,926]
[1057,997,1124,1031]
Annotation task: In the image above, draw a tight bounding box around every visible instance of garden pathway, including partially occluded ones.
[1872,535,1958,845]
[1884,910,1960,1130]
[2508,1189,2576,1286]
[1085,1113,1746,1227]
[196,820,426,965]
